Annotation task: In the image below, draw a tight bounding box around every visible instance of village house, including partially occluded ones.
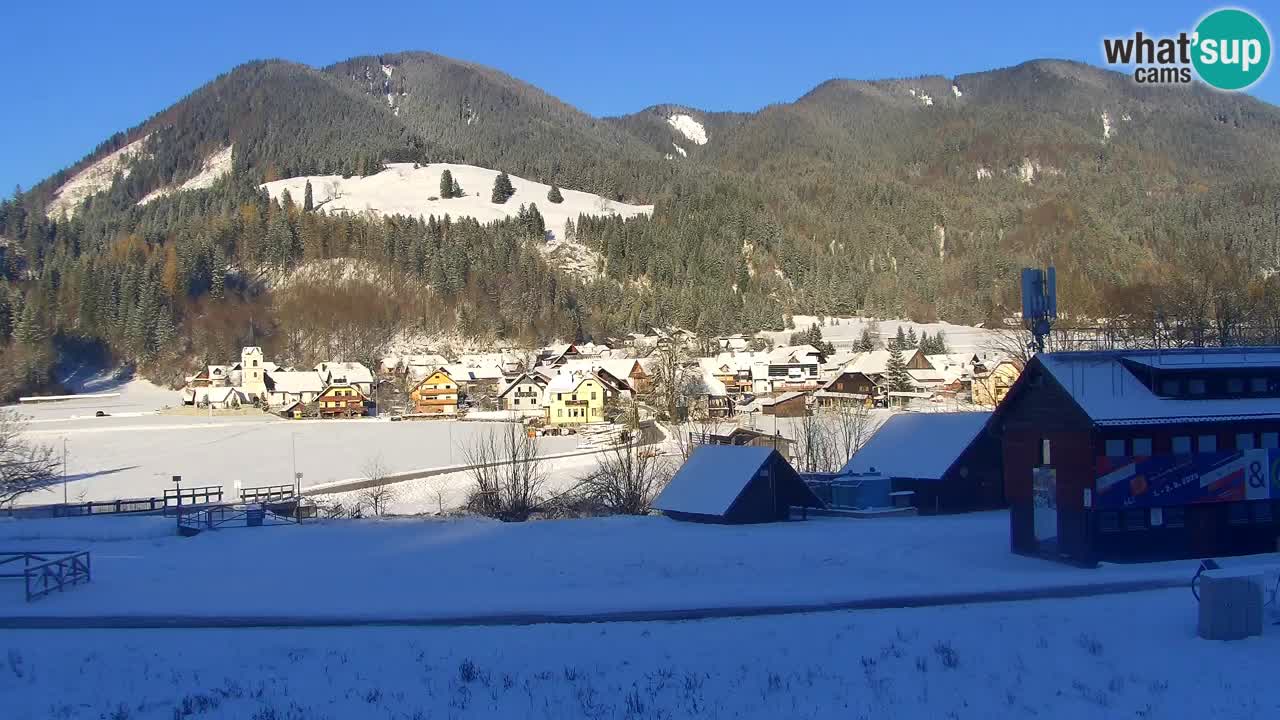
[315,383,368,418]
[764,345,824,392]
[183,385,247,409]
[761,391,808,418]
[653,446,823,524]
[551,359,649,396]
[543,371,614,426]
[539,343,582,367]
[408,369,459,416]
[186,364,230,389]
[496,372,549,417]
[314,362,375,396]
[813,370,879,408]
[972,358,1022,407]
[399,354,451,382]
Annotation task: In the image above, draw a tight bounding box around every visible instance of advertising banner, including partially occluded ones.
[1095,450,1280,509]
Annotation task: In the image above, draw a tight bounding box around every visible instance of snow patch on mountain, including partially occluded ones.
[139,145,234,205]
[260,164,651,279]
[672,142,687,157]
[47,135,151,217]
[951,84,963,98]
[975,166,993,180]
[1100,111,1113,142]
[381,64,394,77]
[1014,158,1060,184]
[907,88,933,106]
[666,114,707,145]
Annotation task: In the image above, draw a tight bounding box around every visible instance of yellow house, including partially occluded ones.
[972,359,1022,407]
[543,372,610,426]
[409,369,459,416]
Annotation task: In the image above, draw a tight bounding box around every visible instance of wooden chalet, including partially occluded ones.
[316,383,367,418]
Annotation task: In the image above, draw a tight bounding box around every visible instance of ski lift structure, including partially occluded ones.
[1020,267,1057,355]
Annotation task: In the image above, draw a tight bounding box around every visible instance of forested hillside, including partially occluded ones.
[2,53,1280,399]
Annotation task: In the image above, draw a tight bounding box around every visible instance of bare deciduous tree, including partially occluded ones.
[356,455,396,517]
[462,423,546,521]
[578,437,672,515]
[0,410,59,507]
[792,402,876,474]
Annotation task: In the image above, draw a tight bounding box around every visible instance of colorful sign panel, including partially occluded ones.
[1095,450,1280,509]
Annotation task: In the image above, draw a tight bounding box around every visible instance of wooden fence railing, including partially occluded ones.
[0,551,92,602]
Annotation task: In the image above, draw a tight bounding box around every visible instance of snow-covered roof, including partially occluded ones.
[762,391,807,406]
[1038,349,1280,425]
[768,345,821,364]
[315,362,374,385]
[267,371,324,394]
[840,412,993,480]
[697,359,729,396]
[496,372,547,398]
[652,445,776,516]
[844,349,924,376]
[441,364,504,382]
[556,359,642,382]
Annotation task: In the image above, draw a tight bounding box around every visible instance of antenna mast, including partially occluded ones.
[1020,267,1057,355]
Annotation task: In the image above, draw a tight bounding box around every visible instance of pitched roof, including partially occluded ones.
[266,370,324,394]
[1036,348,1280,425]
[314,362,373,384]
[652,445,777,516]
[844,349,925,376]
[840,411,992,480]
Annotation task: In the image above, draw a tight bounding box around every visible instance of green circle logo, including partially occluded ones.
[1193,8,1271,90]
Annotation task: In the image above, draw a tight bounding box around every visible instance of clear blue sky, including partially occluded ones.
[1,1,1275,193]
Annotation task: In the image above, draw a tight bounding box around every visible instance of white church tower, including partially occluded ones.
[240,346,267,401]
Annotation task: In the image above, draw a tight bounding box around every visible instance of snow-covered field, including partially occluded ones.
[765,316,1001,356]
[7,377,583,506]
[0,511,1248,619]
[260,163,652,239]
[8,589,1277,720]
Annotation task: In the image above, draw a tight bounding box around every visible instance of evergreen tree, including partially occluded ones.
[546,183,563,204]
[907,326,918,347]
[856,325,876,352]
[918,330,930,354]
[303,180,314,212]
[452,176,463,198]
[491,172,515,203]
[933,330,950,354]
[440,169,455,199]
[886,346,912,392]
[892,326,907,351]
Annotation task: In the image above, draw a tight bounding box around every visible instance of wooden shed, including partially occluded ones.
[653,445,824,524]
[839,411,1002,514]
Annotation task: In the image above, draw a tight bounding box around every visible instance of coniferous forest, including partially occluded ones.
[4,53,1280,398]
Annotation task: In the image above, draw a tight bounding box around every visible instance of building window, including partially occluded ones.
[557,409,563,417]
[1132,438,1153,456]
[1172,436,1192,454]
[513,398,519,406]
[590,392,597,401]
[1160,378,1180,395]
[1105,439,1126,457]
[1198,435,1217,453]
[1124,509,1146,531]
[1188,378,1207,395]
[1251,377,1268,393]
[1263,433,1279,449]
[1237,433,1256,451]
[557,393,562,401]
[1163,506,1185,528]
[1229,378,1245,394]
[1041,439,1051,466]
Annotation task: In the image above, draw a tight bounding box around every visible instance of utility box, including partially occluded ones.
[1198,569,1264,641]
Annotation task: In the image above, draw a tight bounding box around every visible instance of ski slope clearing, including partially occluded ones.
[0,511,1252,619]
[8,589,1275,719]
[260,163,653,237]
[667,113,708,145]
[46,135,150,217]
[762,315,1001,356]
[138,145,233,204]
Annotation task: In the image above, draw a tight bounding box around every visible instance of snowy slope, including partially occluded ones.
[46,135,150,217]
[138,145,233,204]
[260,163,651,277]
[667,113,708,145]
[260,163,652,235]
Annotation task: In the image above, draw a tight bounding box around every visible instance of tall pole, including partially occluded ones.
[62,437,68,504]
